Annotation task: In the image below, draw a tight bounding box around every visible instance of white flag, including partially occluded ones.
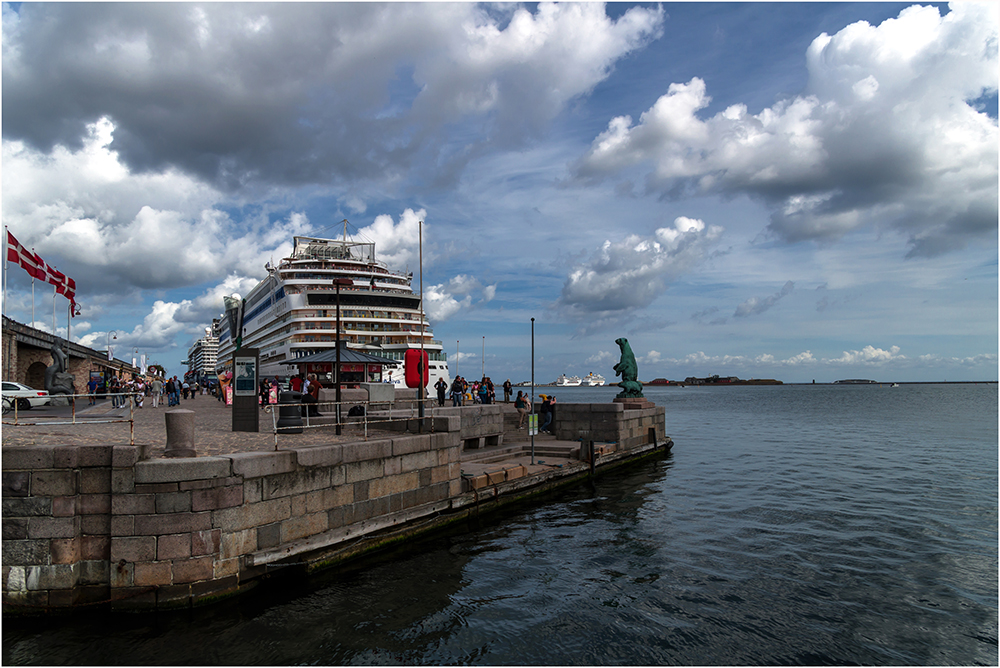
[107,345,113,361]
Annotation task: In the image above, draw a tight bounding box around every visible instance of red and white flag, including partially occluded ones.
[6,231,46,280]
[6,229,78,314]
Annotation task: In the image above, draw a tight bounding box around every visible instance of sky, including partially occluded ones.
[2,1,997,384]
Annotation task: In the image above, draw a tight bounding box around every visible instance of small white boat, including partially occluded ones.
[556,374,582,386]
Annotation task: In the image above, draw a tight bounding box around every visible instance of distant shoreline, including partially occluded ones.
[521,380,997,387]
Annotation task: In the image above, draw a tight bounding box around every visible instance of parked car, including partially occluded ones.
[2,381,51,410]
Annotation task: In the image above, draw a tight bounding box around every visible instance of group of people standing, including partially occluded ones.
[441,376,499,406]
[85,374,200,409]
[513,391,556,431]
[289,373,322,416]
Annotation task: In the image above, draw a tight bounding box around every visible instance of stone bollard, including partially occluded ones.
[276,391,303,434]
[164,409,197,458]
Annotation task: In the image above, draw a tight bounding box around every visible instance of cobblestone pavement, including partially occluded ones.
[0,395,404,458]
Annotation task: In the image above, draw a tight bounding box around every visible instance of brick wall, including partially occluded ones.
[3,431,462,610]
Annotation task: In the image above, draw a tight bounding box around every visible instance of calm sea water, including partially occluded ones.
[4,384,997,665]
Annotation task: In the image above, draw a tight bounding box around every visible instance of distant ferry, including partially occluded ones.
[556,374,582,386]
[216,232,450,391]
[583,372,606,386]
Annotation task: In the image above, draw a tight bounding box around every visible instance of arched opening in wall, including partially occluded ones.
[25,361,47,389]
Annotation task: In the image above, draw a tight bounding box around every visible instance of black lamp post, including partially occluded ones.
[332,278,353,435]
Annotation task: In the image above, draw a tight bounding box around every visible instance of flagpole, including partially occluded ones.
[53,284,57,334]
[2,226,7,319]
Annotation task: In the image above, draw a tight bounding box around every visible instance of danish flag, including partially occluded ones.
[6,230,77,314]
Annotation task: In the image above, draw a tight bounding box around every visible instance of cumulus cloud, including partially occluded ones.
[734,281,795,318]
[423,274,498,322]
[829,345,904,365]
[556,216,723,322]
[3,2,662,192]
[658,346,911,371]
[572,3,998,258]
[585,350,616,366]
[2,118,310,294]
[356,208,425,271]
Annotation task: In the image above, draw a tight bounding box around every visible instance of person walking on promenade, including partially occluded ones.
[108,376,120,408]
[259,378,269,407]
[87,376,99,405]
[133,380,144,409]
[514,391,530,428]
[151,377,163,407]
[539,394,555,433]
[301,373,321,417]
[450,377,463,406]
[503,379,512,403]
[435,377,447,406]
[478,378,490,404]
[290,373,303,393]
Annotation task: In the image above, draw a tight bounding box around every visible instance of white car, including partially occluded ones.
[2,381,51,410]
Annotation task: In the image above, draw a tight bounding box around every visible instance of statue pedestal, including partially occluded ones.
[614,397,655,410]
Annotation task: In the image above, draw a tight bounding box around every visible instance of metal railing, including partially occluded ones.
[261,397,434,450]
[1,392,138,446]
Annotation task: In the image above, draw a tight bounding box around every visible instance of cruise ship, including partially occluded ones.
[583,372,606,386]
[556,374,582,386]
[215,234,450,392]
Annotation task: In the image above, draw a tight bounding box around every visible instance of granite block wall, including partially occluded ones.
[3,430,462,610]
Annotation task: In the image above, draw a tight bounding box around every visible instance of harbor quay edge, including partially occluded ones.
[2,402,668,613]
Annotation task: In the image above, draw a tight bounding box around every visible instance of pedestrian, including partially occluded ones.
[435,377,447,406]
[109,376,121,408]
[151,377,163,408]
[478,378,490,405]
[503,379,512,403]
[182,381,190,400]
[514,391,530,428]
[290,373,303,393]
[539,394,556,433]
[450,377,463,406]
[87,376,99,405]
[301,373,321,417]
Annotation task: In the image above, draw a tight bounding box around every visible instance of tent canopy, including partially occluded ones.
[280,344,399,367]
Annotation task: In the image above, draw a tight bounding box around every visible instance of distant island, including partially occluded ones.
[648,375,782,386]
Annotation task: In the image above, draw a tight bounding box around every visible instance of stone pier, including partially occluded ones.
[2,401,668,612]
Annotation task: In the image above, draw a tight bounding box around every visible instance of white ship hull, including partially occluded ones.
[216,234,450,394]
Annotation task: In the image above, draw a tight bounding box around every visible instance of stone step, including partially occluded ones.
[462,443,580,464]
